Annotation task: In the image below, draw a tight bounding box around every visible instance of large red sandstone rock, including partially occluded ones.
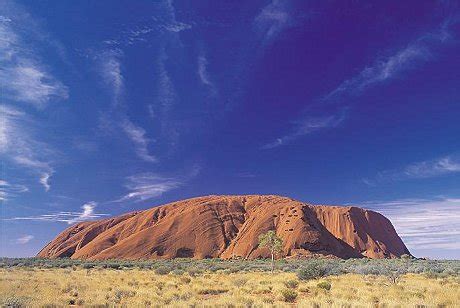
[37,195,409,260]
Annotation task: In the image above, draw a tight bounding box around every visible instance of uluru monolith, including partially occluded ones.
[38,195,410,260]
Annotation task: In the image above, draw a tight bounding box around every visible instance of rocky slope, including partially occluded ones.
[37,195,410,260]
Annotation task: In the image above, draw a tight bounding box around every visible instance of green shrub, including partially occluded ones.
[297,261,327,280]
[171,269,184,275]
[226,266,241,274]
[281,289,298,302]
[354,264,385,275]
[154,266,171,275]
[317,281,331,291]
[209,264,226,272]
[187,267,203,277]
[106,263,121,270]
[196,288,229,295]
[284,279,299,289]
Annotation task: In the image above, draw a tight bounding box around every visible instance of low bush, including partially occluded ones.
[82,263,95,269]
[354,264,385,275]
[284,279,299,289]
[106,263,121,270]
[317,281,331,291]
[154,266,171,275]
[280,289,298,302]
[400,254,413,260]
[196,288,229,295]
[297,261,327,280]
[171,269,184,275]
[232,277,249,287]
[187,267,203,277]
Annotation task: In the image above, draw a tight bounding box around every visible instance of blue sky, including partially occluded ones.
[1,0,459,259]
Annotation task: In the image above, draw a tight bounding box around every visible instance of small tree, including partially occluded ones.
[258,230,283,272]
[297,260,327,280]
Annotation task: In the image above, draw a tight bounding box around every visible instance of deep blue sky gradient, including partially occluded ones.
[1,0,459,259]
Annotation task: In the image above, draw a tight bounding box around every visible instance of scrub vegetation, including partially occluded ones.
[0,258,459,307]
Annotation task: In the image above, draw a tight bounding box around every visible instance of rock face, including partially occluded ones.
[37,195,410,260]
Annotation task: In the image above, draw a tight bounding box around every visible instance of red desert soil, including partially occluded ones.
[38,195,409,260]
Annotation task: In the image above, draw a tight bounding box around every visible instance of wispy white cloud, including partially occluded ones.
[116,166,200,202]
[121,119,157,163]
[324,46,429,102]
[0,105,55,191]
[102,2,192,48]
[66,201,99,225]
[0,15,12,23]
[117,173,183,202]
[0,9,68,108]
[101,4,186,151]
[99,1,188,154]
[364,155,460,185]
[149,47,180,147]
[198,53,217,96]
[403,156,460,178]
[16,235,34,244]
[0,105,24,151]
[262,17,457,150]
[0,2,66,192]
[262,111,346,149]
[39,172,52,192]
[5,201,108,225]
[103,22,189,46]
[147,104,156,118]
[156,47,176,111]
[156,0,192,34]
[160,21,192,33]
[1,64,68,108]
[98,49,124,104]
[253,0,295,46]
[95,48,157,162]
[0,179,28,201]
[197,55,211,86]
[324,19,456,103]
[361,197,460,253]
